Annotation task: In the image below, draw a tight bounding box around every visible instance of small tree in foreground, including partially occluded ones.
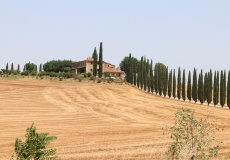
[14,123,57,160]
[163,108,221,160]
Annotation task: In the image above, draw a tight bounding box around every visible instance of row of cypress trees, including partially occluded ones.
[92,42,103,78]
[125,54,230,108]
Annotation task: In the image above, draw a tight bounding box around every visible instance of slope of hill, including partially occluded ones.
[0,78,230,159]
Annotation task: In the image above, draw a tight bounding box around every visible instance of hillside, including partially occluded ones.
[0,78,230,159]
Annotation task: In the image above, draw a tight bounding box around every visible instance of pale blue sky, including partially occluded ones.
[0,1,230,73]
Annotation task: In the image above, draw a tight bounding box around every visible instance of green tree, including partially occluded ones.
[128,53,134,84]
[143,57,147,90]
[187,71,192,102]
[6,62,9,72]
[168,69,172,98]
[43,60,72,73]
[213,71,218,106]
[163,108,221,160]
[146,59,150,92]
[198,70,204,104]
[24,62,37,73]
[39,64,42,72]
[154,63,158,94]
[163,67,168,97]
[177,67,181,100]
[92,47,98,76]
[15,123,57,160]
[182,69,186,101]
[207,70,213,106]
[227,71,230,108]
[98,42,103,78]
[173,69,176,99]
[137,60,140,88]
[220,70,225,107]
[133,59,137,86]
[150,60,154,93]
[11,63,14,72]
[140,56,144,89]
[192,68,198,103]
[17,64,20,72]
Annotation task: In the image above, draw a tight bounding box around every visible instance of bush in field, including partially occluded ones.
[163,108,221,160]
[21,71,29,76]
[14,123,57,160]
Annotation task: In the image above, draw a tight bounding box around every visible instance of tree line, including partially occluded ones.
[120,54,230,108]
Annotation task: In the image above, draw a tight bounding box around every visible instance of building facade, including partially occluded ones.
[72,58,125,78]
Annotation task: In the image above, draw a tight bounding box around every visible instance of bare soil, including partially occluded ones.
[0,78,230,159]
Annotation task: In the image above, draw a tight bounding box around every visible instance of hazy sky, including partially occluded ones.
[0,1,230,73]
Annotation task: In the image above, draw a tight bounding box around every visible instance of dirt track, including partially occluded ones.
[0,78,230,159]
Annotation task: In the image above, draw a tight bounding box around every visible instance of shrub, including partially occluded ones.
[14,123,57,160]
[21,71,29,76]
[87,72,92,77]
[163,108,222,160]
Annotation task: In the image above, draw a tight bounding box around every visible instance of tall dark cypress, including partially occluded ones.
[143,57,147,91]
[146,59,150,92]
[224,70,227,106]
[192,68,198,103]
[11,63,14,72]
[213,71,218,106]
[140,57,144,89]
[204,73,208,102]
[150,60,154,93]
[92,47,98,76]
[209,70,213,104]
[198,70,204,104]
[187,71,192,102]
[154,64,158,94]
[17,64,20,72]
[227,71,230,108]
[177,67,181,100]
[220,70,224,107]
[133,60,137,86]
[6,63,9,71]
[173,69,176,99]
[158,64,163,96]
[98,42,103,78]
[168,69,172,98]
[217,71,220,105]
[137,60,140,88]
[182,69,186,101]
[163,67,168,97]
[39,64,42,72]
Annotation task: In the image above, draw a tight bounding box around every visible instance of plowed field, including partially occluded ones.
[0,78,230,159]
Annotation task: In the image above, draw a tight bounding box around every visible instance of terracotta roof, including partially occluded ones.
[104,68,125,73]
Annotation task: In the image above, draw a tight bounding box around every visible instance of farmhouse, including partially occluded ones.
[72,58,125,78]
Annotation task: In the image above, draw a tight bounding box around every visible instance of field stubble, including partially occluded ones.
[0,78,230,159]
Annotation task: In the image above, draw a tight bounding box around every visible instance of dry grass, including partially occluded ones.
[0,77,230,159]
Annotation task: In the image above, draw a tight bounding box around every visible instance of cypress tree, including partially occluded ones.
[154,64,158,94]
[98,42,103,78]
[150,60,154,93]
[163,67,168,97]
[182,69,186,101]
[137,60,140,88]
[220,70,226,107]
[213,71,218,106]
[209,70,213,104]
[168,69,172,98]
[11,63,14,72]
[129,54,134,84]
[140,57,143,89]
[173,69,176,99]
[133,60,137,86]
[177,67,181,100]
[192,68,198,103]
[143,57,147,90]
[158,64,163,96]
[217,71,220,105]
[187,71,192,102]
[204,73,208,102]
[6,63,9,72]
[92,47,98,77]
[146,59,150,92]
[198,70,204,104]
[18,64,20,72]
[227,71,230,108]
[39,64,42,72]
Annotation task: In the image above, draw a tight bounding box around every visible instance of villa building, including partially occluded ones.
[72,58,125,78]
